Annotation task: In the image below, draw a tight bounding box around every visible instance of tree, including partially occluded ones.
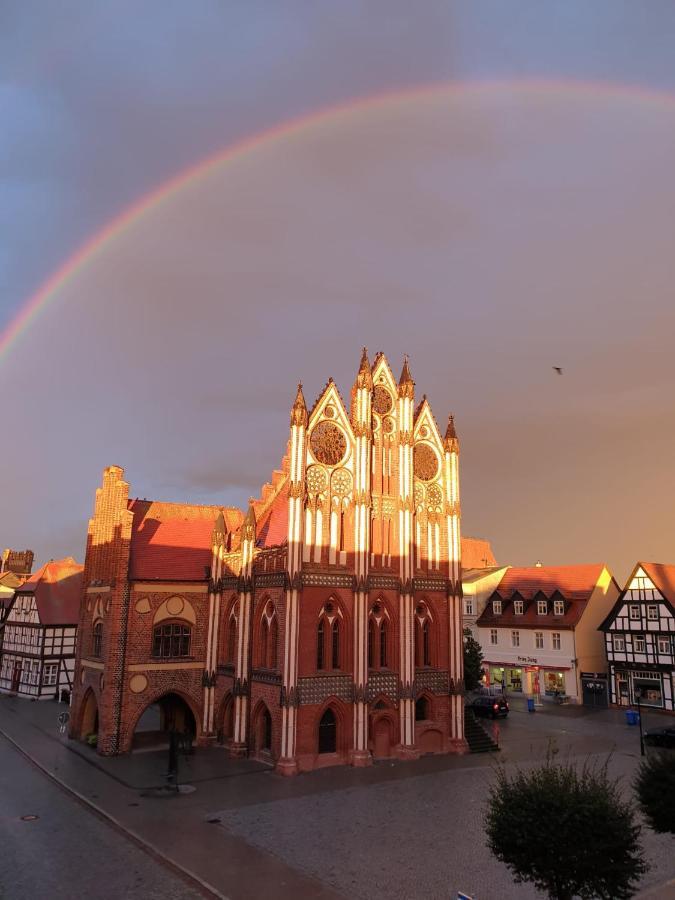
[463,626,484,691]
[485,752,647,900]
[635,751,675,834]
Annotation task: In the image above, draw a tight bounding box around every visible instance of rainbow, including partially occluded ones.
[2,77,674,365]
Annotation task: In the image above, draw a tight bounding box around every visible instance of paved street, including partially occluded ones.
[0,734,203,900]
[1,695,673,900]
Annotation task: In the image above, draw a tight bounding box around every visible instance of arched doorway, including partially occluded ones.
[132,693,197,751]
[372,717,394,759]
[80,690,99,743]
[318,708,337,754]
[253,704,273,757]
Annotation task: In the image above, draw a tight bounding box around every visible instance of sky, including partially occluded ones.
[2,1,675,581]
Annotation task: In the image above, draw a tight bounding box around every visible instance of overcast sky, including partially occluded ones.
[2,2,675,581]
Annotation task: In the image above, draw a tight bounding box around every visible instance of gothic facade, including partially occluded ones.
[70,350,468,772]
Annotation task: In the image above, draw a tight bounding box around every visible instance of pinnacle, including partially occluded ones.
[355,346,373,390]
[399,354,414,387]
[290,382,308,427]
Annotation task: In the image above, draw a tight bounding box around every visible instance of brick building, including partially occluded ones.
[70,351,472,772]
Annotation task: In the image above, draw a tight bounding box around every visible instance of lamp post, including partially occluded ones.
[636,694,645,757]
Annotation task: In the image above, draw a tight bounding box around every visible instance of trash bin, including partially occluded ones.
[625,710,638,726]
[527,697,535,713]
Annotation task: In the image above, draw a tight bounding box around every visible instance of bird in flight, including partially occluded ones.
[553,366,563,375]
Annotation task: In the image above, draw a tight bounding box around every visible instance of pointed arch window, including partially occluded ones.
[368,602,390,670]
[317,619,325,670]
[415,696,430,721]
[92,621,103,658]
[317,600,342,672]
[260,619,269,668]
[331,619,340,669]
[380,619,388,668]
[227,614,237,664]
[415,605,433,668]
[269,616,278,669]
[368,619,375,669]
[318,708,337,754]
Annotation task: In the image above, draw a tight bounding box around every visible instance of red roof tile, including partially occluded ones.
[461,537,497,570]
[256,485,288,549]
[16,558,83,625]
[640,562,675,605]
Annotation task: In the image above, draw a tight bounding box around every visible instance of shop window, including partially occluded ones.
[613,635,625,652]
[551,632,561,651]
[490,629,498,645]
[152,622,191,658]
[537,600,548,615]
[553,600,565,616]
[545,671,565,694]
[513,601,523,615]
[492,600,502,615]
[509,669,523,692]
[647,605,658,620]
[633,635,646,653]
[632,672,663,707]
[511,630,520,648]
[629,605,640,620]
[535,631,544,649]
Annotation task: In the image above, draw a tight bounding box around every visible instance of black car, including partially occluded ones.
[470,696,509,719]
[643,726,675,748]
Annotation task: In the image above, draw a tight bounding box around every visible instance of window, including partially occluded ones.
[317,604,341,672]
[633,635,646,653]
[317,619,325,670]
[227,615,237,664]
[152,623,191,658]
[43,663,58,686]
[553,600,565,616]
[415,606,432,668]
[490,629,498,645]
[513,600,523,615]
[464,598,474,616]
[368,619,375,669]
[422,620,431,666]
[613,635,625,652]
[535,631,544,649]
[552,632,561,650]
[537,601,548,615]
[269,617,278,669]
[379,620,388,668]
[629,605,640,620]
[511,630,520,648]
[657,636,672,654]
[415,696,429,721]
[331,620,340,669]
[92,621,103,658]
[647,605,658,620]
[492,600,502,615]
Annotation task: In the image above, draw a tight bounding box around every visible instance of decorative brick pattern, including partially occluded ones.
[298,674,353,705]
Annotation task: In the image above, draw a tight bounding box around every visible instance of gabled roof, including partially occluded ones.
[461,537,497,570]
[599,561,675,630]
[476,564,610,631]
[16,557,83,625]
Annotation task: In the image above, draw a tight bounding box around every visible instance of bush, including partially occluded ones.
[485,752,647,900]
[635,751,675,834]
[86,733,98,747]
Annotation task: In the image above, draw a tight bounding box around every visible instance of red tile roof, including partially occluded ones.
[256,485,288,549]
[476,564,609,631]
[16,557,83,625]
[461,537,497,570]
[640,562,675,605]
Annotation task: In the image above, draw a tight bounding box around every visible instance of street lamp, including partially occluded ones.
[636,694,645,757]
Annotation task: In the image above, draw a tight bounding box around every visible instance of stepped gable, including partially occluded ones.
[16,557,83,625]
[461,537,497,570]
[127,498,243,581]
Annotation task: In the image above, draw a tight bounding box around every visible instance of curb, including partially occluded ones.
[0,726,229,900]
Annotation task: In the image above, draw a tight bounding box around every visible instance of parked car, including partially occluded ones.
[470,696,509,719]
[643,726,675,748]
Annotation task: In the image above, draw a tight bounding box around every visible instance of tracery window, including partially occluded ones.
[317,599,342,671]
[227,614,237,664]
[92,621,103,658]
[368,602,390,669]
[152,622,191,658]
[258,602,278,669]
[414,603,433,668]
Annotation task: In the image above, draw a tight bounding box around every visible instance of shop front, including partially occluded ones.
[484,661,571,699]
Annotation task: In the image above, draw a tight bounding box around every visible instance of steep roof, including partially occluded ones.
[640,562,675,605]
[461,537,497,570]
[127,500,241,581]
[16,557,83,625]
[476,563,609,631]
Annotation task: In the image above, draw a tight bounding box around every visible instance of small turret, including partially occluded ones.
[444,415,459,453]
[290,383,308,427]
[398,355,414,399]
[355,346,373,391]
[242,501,257,543]
[212,511,226,544]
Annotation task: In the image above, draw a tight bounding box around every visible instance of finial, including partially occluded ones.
[290,382,308,427]
[444,414,459,452]
[355,346,373,390]
[398,354,414,398]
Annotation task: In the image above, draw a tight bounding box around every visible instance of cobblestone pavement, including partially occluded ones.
[0,734,203,900]
[216,708,675,900]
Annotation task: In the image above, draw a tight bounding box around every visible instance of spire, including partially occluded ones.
[444,414,459,452]
[242,500,257,542]
[290,382,308,427]
[212,511,226,542]
[398,354,414,399]
[355,346,373,390]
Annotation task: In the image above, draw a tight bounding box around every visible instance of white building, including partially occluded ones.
[0,557,82,700]
[475,564,619,704]
[462,566,509,638]
[600,563,675,711]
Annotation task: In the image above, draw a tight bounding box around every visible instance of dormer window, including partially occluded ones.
[513,600,524,615]
[492,600,502,615]
[553,600,565,616]
[537,600,548,615]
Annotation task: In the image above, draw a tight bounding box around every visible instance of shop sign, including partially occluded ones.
[517,655,538,664]
[581,672,607,679]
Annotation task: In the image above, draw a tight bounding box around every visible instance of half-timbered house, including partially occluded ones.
[600,562,675,711]
[0,557,82,700]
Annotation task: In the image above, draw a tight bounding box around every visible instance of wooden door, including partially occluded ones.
[11,662,22,692]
